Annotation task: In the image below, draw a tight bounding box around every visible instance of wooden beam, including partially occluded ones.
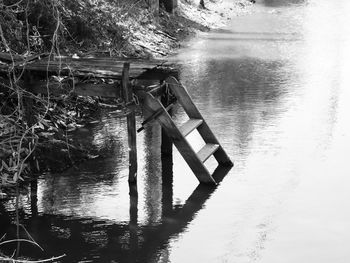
[161,89,173,158]
[123,63,138,183]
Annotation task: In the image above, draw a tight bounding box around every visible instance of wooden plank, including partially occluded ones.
[0,52,178,80]
[24,57,174,71]
[197,144,219,163]
[22,65,144,78]
[123,63,138,183]
[143,92,216,184]
[166,77,202,119]
[27,61,161,71]
[166,76,233,166]
[22,65,177,80]
[179,119,203,137]
[38,56,169,66]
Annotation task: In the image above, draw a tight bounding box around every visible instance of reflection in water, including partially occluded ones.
[1,0,350,262]
[0,166,230,262]
[261,0,306,7]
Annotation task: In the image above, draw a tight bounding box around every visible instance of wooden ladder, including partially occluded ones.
[143,77,233,184]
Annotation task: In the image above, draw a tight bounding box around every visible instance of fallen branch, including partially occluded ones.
[0,254,66,263]
[0,239,42,250]
[136,43,167,56]
[155,30,177,41]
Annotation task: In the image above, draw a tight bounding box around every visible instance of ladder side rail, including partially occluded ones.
[166,77,232,166]
[144,93,216,184]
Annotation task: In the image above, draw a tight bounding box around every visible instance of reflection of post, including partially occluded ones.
[129,183,138,225]
[137,165,232,262]
[161,154,173,217]
[30,179,38,216]
[122,63,137,183]
[129,183,138,261]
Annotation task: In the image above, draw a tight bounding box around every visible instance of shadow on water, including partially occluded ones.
[261,0,307,7]
[0,163,231,262]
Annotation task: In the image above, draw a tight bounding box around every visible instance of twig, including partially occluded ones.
[155,30,177,41]
[0,254,66,263]
[136,43,167,56]
[19,224,43,252]
[0,239,41,249]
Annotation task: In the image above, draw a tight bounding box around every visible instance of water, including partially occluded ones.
[1,0,350,262]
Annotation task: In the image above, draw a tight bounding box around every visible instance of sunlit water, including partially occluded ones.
[1,0,350,262]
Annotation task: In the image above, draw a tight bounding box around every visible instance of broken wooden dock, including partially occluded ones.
[0,52,232,185]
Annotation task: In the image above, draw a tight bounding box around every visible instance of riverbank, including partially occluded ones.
[132,0,254,58]
[0,0,254,191]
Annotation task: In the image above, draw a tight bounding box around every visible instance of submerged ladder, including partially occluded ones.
[143,77,233,184]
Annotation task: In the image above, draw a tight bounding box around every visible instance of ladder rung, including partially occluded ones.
[179,119,203,137]
[197,144,219,163]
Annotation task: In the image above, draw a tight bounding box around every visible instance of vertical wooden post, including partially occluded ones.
[23,71,35,127]
[122,63,137,183]
[160,87,173,214]
[161,124,173,156]
[23,71,40,175]
[161,86,173,158]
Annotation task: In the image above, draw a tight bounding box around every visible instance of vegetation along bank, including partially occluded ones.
[0,0,254,193]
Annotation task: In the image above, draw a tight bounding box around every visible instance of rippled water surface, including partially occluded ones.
[1,0,350,262]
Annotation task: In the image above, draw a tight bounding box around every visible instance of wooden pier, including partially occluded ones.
[0,52,232,185]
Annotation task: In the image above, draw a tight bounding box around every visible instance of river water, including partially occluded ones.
[1,0,350,262]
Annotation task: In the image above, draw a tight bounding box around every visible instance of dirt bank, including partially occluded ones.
[130,0,254,58]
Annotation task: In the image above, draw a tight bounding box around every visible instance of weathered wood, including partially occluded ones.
[23,71,36,126]
[144,92,216,184]
[123,63,137,183]
[179,119,203,137]
[166,76,233,166]
[138,102,175,133]
[21,66,176,80]
[19,57,177,79]
[197,144,219,163]
[161,93,173,157]
[161,120,173,157]
[0,52,178,80]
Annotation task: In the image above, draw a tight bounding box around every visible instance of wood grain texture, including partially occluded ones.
[143,92,216,184]
[166,76,233,166]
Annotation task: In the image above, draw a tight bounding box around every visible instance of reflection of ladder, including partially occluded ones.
[143,77,233,184]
